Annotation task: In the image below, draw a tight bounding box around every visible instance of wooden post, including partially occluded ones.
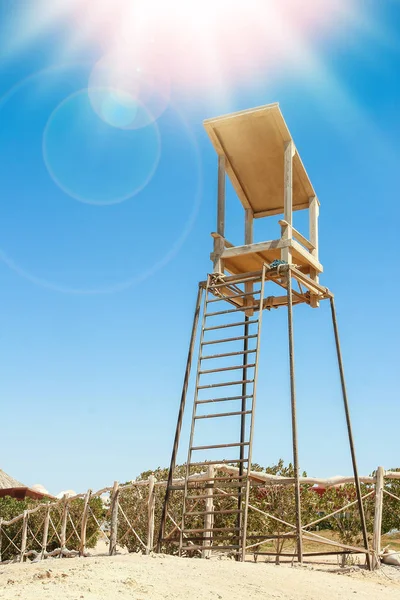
[0,518,3,563]
[309,195,320,308]
[202,465,215,559]
[41,505,51,560]
[245,208,253,245]
[372,467,385,569]
[213,155,226,274]
[282,141,294,265]
[80,490,92,557]
[146,476,156,555]
[60,497,69,558]
[109,481,119,556]
[244,208,254,316]
[20,511,28,563]
[217,155,226,236]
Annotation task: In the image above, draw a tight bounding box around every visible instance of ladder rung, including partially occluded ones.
[211,475,248,481]
[185,509,242,517]
[246,534,297,540]
[180,545,240,551]
[197,379,254,390]
[207,289,261,303]
[196,394,253,405]
[185,491,242,500]
[205,305,258,317]
[202,334,258,346]
[209,273,262,289]
[201,349,256,361]
[190,442,249,451]
[189,459,248,467]
[183,527,240,533]
[182,536,242,543]
[199,363,256,375]
[204,319,258,332]
[194,410,252,420]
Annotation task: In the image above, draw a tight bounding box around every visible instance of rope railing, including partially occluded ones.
[0,468,398,566]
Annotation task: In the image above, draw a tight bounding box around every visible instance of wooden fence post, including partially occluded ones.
[146,476,156,555]
[80,490,92,557]
[20,511,28,563]
[41,505,51,560]
[202,465,215,559]
[0,518,2,563]
[109,482,119,556]
[372,466,385,569]
[60,497,69,558]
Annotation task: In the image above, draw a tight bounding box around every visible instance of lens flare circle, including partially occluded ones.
[88,49,171,130]
[42,88,161,206]
[0,65,202,295]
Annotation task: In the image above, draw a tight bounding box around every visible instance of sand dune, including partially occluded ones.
[0,552,399,600]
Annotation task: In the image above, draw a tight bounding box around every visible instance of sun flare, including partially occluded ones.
[5,0,365,129]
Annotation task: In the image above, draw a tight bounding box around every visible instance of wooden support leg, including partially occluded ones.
[287,269,303,565]
[157,285,204,552]
[330,298,371,570]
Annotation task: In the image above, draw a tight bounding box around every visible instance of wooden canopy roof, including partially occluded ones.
[204,103,316,217]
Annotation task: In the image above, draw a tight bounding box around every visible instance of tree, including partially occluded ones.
[381,468,400,535]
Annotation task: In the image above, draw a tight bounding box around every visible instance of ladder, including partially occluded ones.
[179,267,267,560]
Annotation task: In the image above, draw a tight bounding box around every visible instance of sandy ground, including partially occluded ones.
[0,553,399,600]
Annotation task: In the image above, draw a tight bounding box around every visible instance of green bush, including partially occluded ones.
[0,495,105,562]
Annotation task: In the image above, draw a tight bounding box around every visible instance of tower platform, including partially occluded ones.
[205,103,322,292]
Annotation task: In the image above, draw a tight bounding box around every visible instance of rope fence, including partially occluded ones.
[0,467,399,568]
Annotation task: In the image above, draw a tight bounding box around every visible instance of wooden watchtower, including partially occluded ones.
[206,103,322,308]
[158,103,370,567]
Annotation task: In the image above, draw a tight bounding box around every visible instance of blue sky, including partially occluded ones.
[0,1,399,494]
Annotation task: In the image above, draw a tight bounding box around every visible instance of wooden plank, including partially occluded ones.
[282,141,294,265]
[372,466,384,569]
[222,239,289,259]
[204,104,317,215]
[245,209,254,245]
[217,156,226,235]
[309,195,320,307]
[289,266,331,297]
[279,220,315,251]
[291,240,323,273]
[254,203,310,218]
[244,209,254,316]
[204,125,251,210]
